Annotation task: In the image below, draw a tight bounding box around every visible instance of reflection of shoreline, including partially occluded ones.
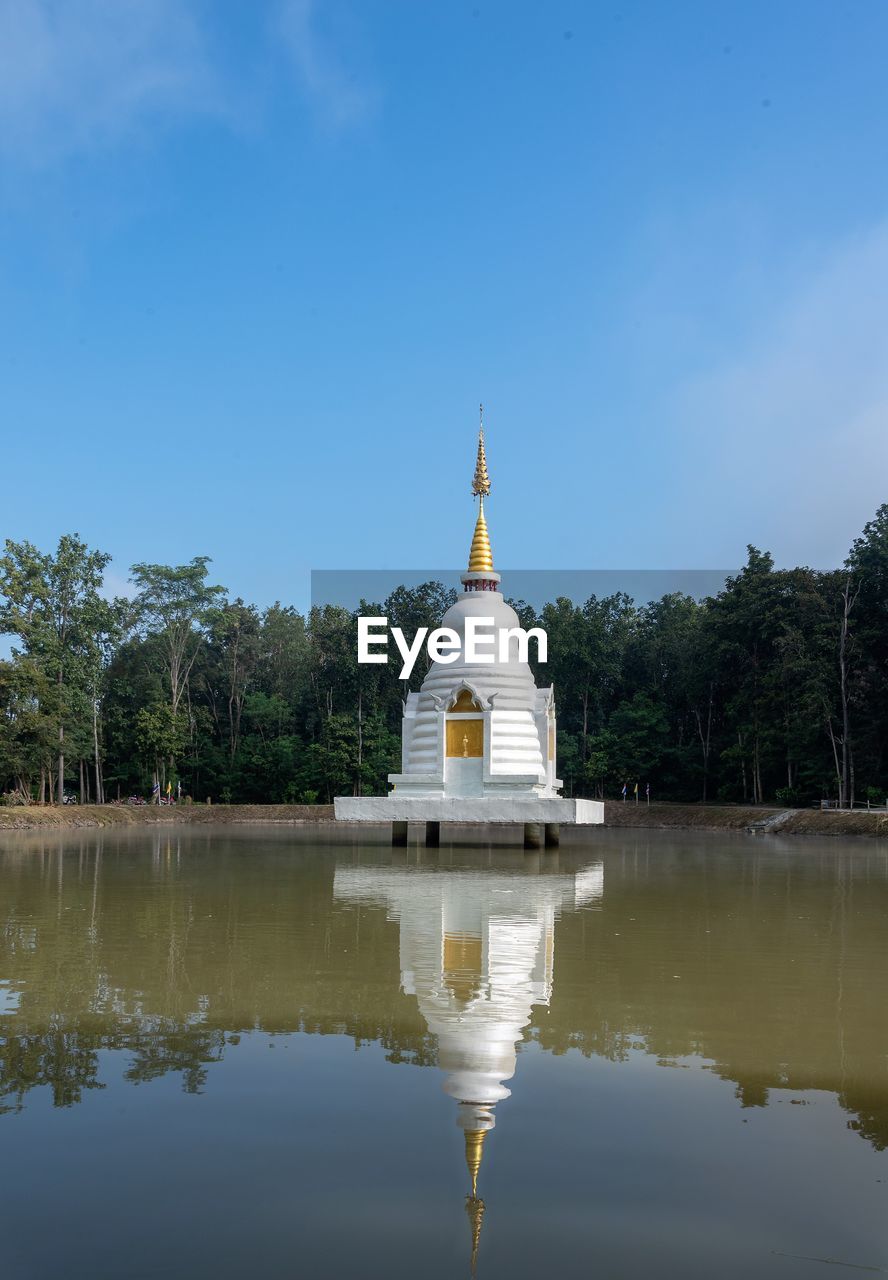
[333,861,604,1268]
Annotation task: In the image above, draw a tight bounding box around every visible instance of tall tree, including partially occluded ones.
[130,556,226,726]
[0,535,111,803]
[204,600,261,765]
[845,505,888,791]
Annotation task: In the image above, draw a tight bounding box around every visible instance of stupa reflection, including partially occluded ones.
[333,854,604,1270]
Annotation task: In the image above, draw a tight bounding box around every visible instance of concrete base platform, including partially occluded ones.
[333,796,604,825]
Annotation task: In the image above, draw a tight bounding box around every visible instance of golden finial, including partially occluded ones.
[466,1193,486,1276]
[472,405,491,497]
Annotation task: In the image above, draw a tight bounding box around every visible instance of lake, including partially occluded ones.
[1,826,886,1279]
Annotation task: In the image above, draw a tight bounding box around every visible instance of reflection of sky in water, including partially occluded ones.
[0,982,20,1014]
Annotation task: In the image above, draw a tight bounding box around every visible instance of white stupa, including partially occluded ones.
[388,419,557,800]
[335,410,603,842]
[333,856,605,1271]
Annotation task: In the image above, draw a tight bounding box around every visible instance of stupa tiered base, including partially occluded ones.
[333,796,603,849]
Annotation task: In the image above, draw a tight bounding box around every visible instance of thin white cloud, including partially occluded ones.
[276,0,374,129]
[670,222,888,567]
[101,567,138,602]
[0,0,224,162]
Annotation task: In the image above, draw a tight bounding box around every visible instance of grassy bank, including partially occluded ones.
[0,804,335,830]
[1,800,887,838]
[602,801,888,837]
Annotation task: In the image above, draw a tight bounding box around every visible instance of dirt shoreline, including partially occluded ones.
[0,803,334,830]
[1,800,886,838]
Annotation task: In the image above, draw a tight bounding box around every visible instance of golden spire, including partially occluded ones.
[464,1127,488,1275]
[467,406,495,575]
[464,1127,487,1198]
[468,502,494,573]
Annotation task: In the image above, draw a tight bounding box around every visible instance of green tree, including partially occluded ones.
[130,558,226,722]
[134,704,187,795]
[203,600,262,766]
[608,692,670,785]
[130,558,225,782]
[0,535,112,803]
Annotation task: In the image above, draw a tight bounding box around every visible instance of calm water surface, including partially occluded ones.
[1,827,886,1279]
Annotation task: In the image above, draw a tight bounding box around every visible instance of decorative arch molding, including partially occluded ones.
[431,682,490,712]
[449,686,484,712]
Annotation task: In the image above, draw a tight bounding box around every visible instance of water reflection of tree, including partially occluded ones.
[0,1020,231,1113]
[1,837,887,1150]
[531,843,888,1148]
[1,1029,105,1112]
[0,836,436,1113]
[122,1023,227,1093]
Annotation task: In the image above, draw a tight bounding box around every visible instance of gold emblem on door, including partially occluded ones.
[447,718,483,757]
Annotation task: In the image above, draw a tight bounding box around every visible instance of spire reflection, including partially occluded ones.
[333,855,604,1271]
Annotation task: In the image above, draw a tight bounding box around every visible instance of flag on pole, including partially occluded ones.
[646,781,650,802]
[621,782,627,801]
[166,781,172,800]
[634,781,639,804]
[151,781,159,797]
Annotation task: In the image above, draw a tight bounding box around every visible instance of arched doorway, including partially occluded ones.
[445,688,484,796]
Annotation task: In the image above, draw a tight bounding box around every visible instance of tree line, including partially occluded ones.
[2,506,888,806]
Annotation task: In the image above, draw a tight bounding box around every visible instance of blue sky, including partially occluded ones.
[3,0,888,609]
